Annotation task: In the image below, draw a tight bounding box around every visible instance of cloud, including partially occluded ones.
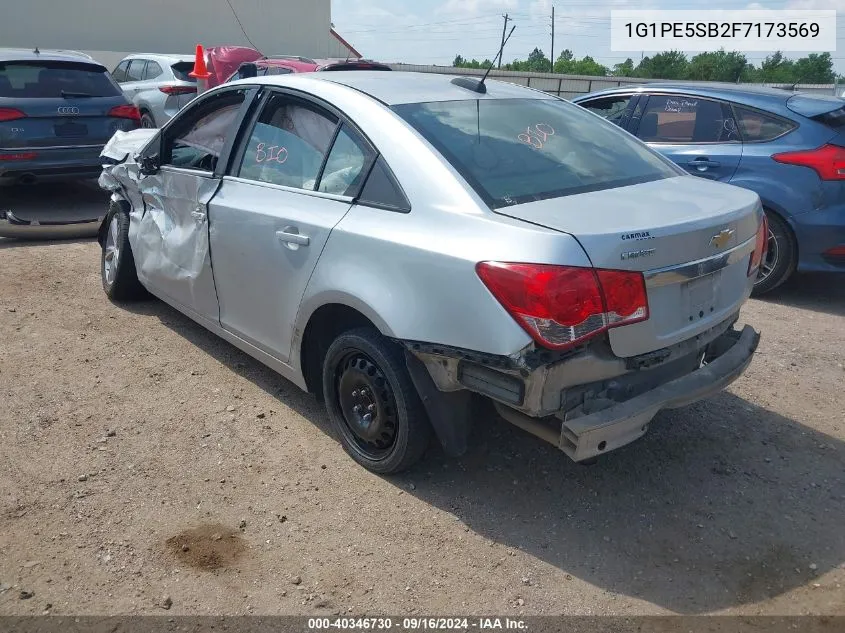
[436,0,518,18]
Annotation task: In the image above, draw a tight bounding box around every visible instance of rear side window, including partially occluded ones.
[394,98,678,209]
[734,106,796,141]
[0,61,121,98]
[810,106,845,131]
[144,61,164,80]
[237,93,339,190]
[126,60,146,82]
[637,95,738,143]
[171,62,197,83]
[317,124,376,197]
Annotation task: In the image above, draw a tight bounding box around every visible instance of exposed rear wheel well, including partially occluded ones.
[300,304,379,399]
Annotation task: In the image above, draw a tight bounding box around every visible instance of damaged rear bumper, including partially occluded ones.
[405,321,759,462]
[0,209,102,239]
[494,325,759,461]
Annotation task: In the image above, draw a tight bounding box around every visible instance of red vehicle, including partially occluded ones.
[201,46,391,87]
[225,56,391,83]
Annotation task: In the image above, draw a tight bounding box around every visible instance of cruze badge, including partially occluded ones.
[621,248,656,261]
[709,229,735,249]
[57,106,80,115]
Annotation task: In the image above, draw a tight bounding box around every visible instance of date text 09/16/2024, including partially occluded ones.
[307,618,528,631]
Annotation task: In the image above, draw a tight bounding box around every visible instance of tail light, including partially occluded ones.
[159,86,197,95]
[0,108,26,122]
[772,144,845,180]
[108,105,141,121]
[476,262,649,351]
[748,215,769,277]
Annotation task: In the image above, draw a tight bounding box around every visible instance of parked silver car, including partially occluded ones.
[112,54,197,128]
[96,72,764,474]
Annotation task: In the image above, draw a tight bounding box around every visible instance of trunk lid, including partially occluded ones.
[1,96,133,148]
[494,175,762,357]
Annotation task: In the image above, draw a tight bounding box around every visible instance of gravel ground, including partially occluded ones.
[0,233,844,617]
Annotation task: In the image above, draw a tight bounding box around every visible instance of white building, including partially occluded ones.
[0,0,360,69]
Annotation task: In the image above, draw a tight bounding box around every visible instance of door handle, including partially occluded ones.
[276,229,310,247]
[687,158,721,171]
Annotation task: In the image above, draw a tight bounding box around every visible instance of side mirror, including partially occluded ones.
[139,153,160,175]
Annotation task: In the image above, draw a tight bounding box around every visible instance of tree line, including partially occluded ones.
[452,49,840,84]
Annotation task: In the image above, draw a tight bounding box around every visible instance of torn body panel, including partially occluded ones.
[99,129,220,321]
[402,315,758,461]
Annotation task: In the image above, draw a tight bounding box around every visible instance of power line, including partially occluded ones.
[224,0,260,52]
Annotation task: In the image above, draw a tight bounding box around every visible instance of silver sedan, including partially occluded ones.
[97,71,764,473]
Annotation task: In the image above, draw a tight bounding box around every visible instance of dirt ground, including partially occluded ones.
[1,227,844,616]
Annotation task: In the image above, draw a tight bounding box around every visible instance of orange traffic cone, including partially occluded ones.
[189,44,211,80]
[189,44,211,95]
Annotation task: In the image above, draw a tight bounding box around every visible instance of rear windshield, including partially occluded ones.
[171,62,198,83]
[0,61,121,98]
[393,98,679,208]
[813,106,845,131]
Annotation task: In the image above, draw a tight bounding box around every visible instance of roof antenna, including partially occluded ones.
[34,46,40,55]
[451,25,515,94]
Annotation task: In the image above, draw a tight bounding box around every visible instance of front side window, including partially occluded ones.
[163,90,247,171]
[112,60,130,83]
[237,94,338,190]
[637,95,738,144]
[393,98,679,209]
[734,106,797,141]
[580,95,632,127]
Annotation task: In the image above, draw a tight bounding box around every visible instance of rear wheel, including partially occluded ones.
[140,112,156,129]
[322,328,431,474]
[753,211,796,295]
[101,207,145,301]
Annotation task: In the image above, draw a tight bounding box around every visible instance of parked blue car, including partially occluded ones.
[573,83,845,294]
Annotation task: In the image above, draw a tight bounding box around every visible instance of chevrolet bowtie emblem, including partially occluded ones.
[710,229,735,249]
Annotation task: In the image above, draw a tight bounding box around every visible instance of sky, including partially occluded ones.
[331,0,845,74]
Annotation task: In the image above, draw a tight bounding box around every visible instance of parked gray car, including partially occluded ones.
[96,72,764,473]
[112,54,197,128]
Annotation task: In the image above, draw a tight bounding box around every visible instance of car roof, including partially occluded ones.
[121,53,195,64]
[232,71,554,105]
[0,48,102,65]
[572,81,804,107]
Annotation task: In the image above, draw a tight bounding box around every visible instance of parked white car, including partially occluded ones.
[112,54,197,128]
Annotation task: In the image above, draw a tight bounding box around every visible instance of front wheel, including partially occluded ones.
[322,328,432,474]
[101,207,145,301]
[753,211,797,295]
[140,112,157,129]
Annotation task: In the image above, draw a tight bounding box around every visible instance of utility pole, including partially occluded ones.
[550,6,555,73]
[498,13,512,69]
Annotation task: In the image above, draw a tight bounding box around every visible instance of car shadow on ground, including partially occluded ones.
[0,237,96,250]
[758,272,845,317]
[121,296,845,615]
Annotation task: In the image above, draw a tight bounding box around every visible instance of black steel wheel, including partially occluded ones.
[322,328,431,474]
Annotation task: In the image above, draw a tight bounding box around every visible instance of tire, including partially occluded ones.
[753,211,797,296]
[101,205,146,301]
[322,327,432,474]
[140,112,157,129]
